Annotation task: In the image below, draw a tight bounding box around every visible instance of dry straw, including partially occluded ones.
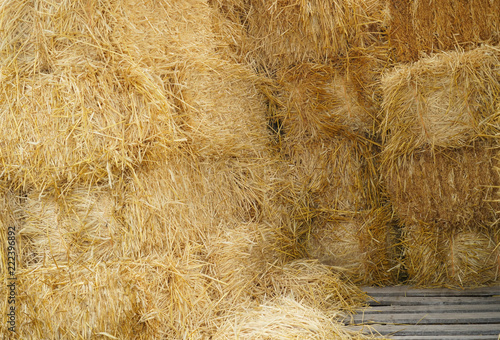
[0,0,396,338]
[263,259,368,313]
[403,223,499,287]
[19,185,121,267]
[0,0,200,191]
[384,0,500,62]
[282,137,380,214]
[279,137,396,284]
[214,296,375,340]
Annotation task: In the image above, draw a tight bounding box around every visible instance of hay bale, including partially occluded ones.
[245,0,383,67]
[384,0,500,62]
[276,63,380,138]
[213,296,374,340]
[283,137,380,214]
[204,221,281,304]
[306,208,397,285]
[177,59,270,159]
[381,46,500,229]
[384,143,500,229]
[403,223,499,287]
[381,45,500,156]
[119,152,281,257]
[0,0,192,190]
[8,259,218,339]
[19,185,121,267]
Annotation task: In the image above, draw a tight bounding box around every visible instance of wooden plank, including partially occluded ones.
[350,312,500,325]
[363,286,500,298]
[369,296,500,306]
[389,336,499,340]
[355,303,500,314]
[349,324,500,336]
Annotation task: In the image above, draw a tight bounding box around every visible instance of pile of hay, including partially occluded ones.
[0,0,381,338]
[381,46,500,286]
[214,296,371,340]
[384,0,500,62]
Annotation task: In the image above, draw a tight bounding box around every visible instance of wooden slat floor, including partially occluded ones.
[345,286,500,340]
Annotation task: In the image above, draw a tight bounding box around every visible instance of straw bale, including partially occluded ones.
[306,207,397,285]
[245,0,384,67]
[118,151,282,256]
[283,136,380,213]
[4,257,220,339]
[177,59,271,159]
[18,185,121,267]
[276,63,380,139]
[384,0,500,62]
[384,143,500,230]
[214,296,376,340]
[381,45,500,155]
[205,222,281,304]
[403,223,499,287]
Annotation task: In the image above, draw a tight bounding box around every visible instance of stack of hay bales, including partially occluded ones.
[240,0,397,284]
[0,0,376,339]
[208,0,397,285]
[211,0,500,290]
[381,45,500,286]
[384,0,500,62]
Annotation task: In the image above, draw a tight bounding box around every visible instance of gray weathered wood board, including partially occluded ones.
[346,286,500,339]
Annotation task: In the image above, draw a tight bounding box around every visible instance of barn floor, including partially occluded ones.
[345,286,500,339]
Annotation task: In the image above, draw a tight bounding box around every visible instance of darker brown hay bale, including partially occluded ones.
[403,223,499,287]
[283,136,380,215]
[384,143,500,230]
[306,208,397,285]
[276,63,379,139]
[384,0,500,62]
[381,46,500,231]
[245,0,384,67]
